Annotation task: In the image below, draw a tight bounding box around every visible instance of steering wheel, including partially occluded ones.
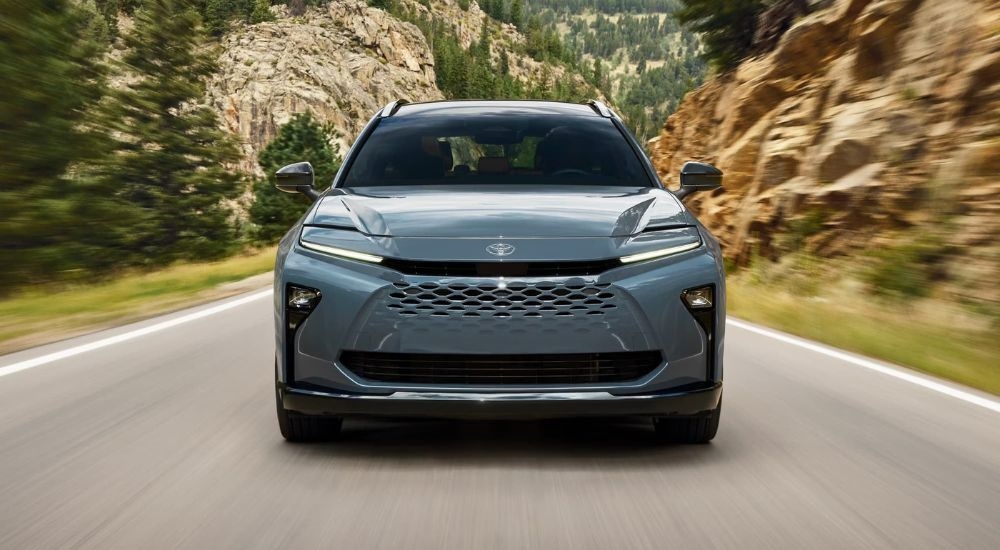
[550,168,590,177]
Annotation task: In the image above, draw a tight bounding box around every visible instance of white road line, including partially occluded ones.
[0,289,273,379]
[728,318,1000,414]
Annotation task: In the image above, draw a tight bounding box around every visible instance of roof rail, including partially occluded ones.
[584,99,612,118]
[380,98,410,118]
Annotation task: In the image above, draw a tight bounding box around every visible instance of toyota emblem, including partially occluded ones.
[486,243,515,257]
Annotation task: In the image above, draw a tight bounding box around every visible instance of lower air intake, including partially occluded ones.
[339,351,662,385]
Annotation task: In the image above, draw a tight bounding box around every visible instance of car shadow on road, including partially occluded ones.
[290,417,727,468]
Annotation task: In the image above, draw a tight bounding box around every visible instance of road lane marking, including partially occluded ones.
[0,289,273,378]
[728,318,1000,414]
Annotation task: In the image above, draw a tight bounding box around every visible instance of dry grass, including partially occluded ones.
[728,270,1000,395]
[0,248,276,354]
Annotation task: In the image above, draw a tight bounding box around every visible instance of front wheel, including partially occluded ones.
[653,401,721,444]
[276,388,343,442]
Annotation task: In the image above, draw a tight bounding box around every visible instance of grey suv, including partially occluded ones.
[271,100,725,443]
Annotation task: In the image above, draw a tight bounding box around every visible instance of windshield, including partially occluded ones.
[342,114,653,188]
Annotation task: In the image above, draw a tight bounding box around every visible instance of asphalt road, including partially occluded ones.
[1,289,998,550]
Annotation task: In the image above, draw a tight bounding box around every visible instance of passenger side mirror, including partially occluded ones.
[275,161,320,202]
[674,161,723,201]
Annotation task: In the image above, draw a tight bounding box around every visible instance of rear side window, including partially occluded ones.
[342,114,653,187]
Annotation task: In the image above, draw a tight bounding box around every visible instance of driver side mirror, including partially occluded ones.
[275,161,320,202]
[674,161,723,201]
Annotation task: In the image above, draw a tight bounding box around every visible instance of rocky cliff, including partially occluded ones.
[207,0,442,174]
[207,0,590,175]
[649,0,999,301]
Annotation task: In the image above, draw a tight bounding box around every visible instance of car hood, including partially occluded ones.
[305,185,694,238]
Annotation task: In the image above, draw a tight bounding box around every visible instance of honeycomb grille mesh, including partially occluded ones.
[386,281,619,319]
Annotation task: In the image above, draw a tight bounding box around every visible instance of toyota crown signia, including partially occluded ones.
[271,100,725,443]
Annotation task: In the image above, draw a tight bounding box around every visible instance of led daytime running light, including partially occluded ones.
[620,240,701,264]
[300,239,383,264]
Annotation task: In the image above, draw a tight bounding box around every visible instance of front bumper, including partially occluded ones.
[277,240,726,395]
[280,381,722,420]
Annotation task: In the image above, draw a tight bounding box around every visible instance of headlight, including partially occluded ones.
[619,240,701,264]
[299,239,383,264]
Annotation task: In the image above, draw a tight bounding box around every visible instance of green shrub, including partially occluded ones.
[780,209,826,252]
[250,0,274,23]
[250,112,341,244]
[862,235,948,299]
[367,0,396,11]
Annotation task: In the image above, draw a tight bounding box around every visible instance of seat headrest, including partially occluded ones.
[477,156,510,174]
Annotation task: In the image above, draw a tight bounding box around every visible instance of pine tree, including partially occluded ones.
[78,0,112,45]
[94,0,243,263]
[467,24,494,97]
[480,0,495,19]
[524,17,547,61]
[250,0,275,23]
[509,0,524,28]
[250,112,341,244]
[204,0,237,35]
[203,0,256,24]
[0,0,108,288]
[675,0,765,69]
[94,0,120,38]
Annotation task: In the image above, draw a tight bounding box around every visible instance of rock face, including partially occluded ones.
[649,0,1000,301]
[206,0,443,175]
[207,0,593,176]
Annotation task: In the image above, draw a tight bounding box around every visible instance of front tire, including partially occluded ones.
[653,401,721,444]
[276,386,343,442]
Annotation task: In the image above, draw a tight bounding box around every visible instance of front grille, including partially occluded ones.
[339,351,663,385]
[380,259,622,277]
[386,281,619,318]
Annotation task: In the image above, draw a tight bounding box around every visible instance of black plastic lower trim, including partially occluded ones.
[279,382,722,420]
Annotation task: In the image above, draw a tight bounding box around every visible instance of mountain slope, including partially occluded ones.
[529,0,706,140]
[206,0,597,174]
[207,1,442,174]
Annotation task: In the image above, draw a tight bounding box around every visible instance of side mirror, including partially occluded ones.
[674,161,723,201]
[275,161,320,201]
